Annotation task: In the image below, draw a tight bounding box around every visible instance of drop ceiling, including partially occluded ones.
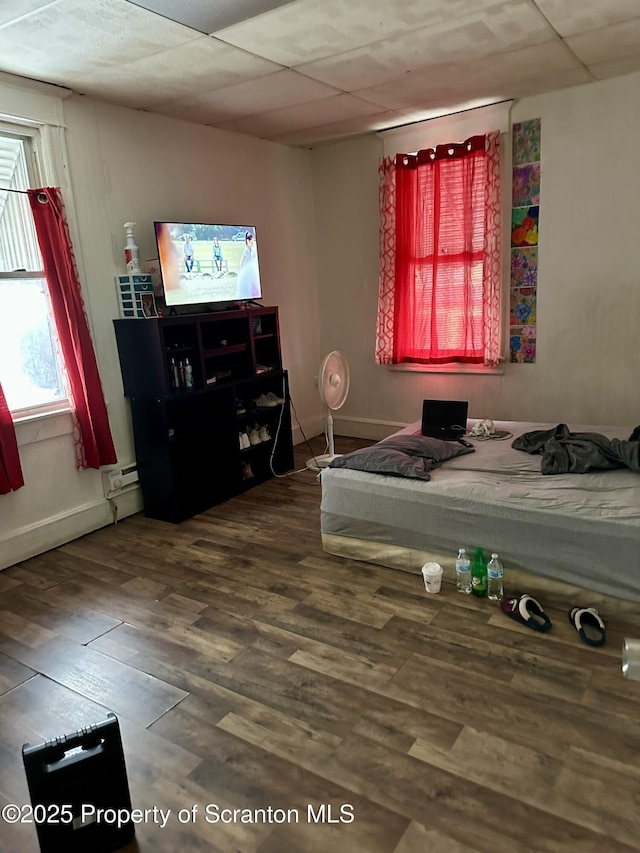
[0,0,639,147]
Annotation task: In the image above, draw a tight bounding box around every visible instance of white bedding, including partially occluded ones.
[320,420,640,600]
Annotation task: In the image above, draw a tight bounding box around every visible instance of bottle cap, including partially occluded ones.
[491,553,498,558]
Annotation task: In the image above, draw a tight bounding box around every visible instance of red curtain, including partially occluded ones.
[376,132,502,366]
[28,188,117,470]
[0,382,24,494]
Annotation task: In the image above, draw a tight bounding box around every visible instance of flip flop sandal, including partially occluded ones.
[569,607,606,647]
[501,594,552,632]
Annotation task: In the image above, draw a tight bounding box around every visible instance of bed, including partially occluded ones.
[320,420,640,602]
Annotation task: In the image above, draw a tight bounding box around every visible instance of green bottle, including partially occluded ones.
[471,547,488,597]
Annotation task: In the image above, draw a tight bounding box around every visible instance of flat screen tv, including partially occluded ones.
[154,222,262,308]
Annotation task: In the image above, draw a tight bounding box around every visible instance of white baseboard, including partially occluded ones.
[293,415,406,445]
[0,488,143,571]
[332,416,406,441]
[292,415,325,446]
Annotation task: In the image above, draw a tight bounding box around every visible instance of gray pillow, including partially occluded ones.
[380,434,474,462]
[328,434,473,480]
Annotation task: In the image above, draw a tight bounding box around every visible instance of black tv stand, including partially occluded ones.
[113,306,294,522]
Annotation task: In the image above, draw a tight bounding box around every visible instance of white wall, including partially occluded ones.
[0,79,322,569]
[311,70,640,437]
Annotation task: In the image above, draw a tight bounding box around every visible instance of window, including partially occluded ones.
[0,126,67,415]
[376,131,502,368]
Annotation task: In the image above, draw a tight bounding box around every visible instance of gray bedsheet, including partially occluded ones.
[320,420,640,600]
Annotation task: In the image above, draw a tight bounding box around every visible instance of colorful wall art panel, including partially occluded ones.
[512,163,540,207]
[512,118,541,166]
[511,206,539,247]
[511,247,538,287]
[509,326,537,364]
[510,118,541,363]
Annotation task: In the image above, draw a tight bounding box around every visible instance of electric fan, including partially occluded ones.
[306,350,350,471]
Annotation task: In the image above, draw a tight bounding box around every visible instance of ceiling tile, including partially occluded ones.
[534,0,640,37]
[126,0,298,33]
[588,53,640,80]
[362,65,593,123]
[0,0,52,28]
[502,66,594,99]
[565,18,640,66]
[147,99,225,125]
[355,40,581,110]
[215,93,382,138]
[153,70,341,124]
[214,0,501,66]
[297,0,556,92]
[396,98,510,125]
[0,0,200,83]
[268,110,407,146]
[76,36,282,107]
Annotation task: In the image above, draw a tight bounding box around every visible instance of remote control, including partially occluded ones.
[458,438,474,448]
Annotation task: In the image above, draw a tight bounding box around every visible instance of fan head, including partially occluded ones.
[318,351,350,411]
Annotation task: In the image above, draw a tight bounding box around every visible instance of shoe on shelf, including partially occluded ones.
[242,462,254,480]
[239,431,250,450]
[248,427,261,446]
[258,425,271,442]
[253,394,274,408]
[264,391,285,405]
[235,398,247,415]
[253,391,285,408]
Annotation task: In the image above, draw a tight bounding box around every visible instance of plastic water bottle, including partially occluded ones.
[471,547,488,598]
[487,553,504,601]
[170,357,180,389]
[184,358,194,390]
[455,548,472,595]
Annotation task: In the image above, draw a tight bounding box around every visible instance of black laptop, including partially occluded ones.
[421,399,468,441]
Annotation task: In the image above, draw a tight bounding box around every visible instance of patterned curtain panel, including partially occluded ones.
[376,131,502,366]
[483,130,502,366]
[375,156,397,364]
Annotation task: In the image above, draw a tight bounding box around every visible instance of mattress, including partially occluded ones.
[320,420,640,601]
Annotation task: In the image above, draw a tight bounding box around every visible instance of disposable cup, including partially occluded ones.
[422,562,443,594]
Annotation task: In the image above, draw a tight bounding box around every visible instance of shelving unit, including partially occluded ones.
[113,306,293,522]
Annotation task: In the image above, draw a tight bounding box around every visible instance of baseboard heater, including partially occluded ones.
[103,463,139,498]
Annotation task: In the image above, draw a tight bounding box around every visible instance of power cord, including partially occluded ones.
[268,374,323,481]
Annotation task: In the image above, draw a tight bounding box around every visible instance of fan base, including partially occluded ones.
[305,453,340,472]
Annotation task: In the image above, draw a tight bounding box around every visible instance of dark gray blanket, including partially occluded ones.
[512,424,640,475]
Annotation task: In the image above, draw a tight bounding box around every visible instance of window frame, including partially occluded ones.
[0,118,70,420]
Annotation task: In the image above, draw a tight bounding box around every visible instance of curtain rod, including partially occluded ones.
[0,187,49,203]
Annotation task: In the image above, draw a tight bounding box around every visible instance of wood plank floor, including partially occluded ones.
[2,436,640,852]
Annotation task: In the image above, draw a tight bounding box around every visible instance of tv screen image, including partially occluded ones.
[154,222,262,307]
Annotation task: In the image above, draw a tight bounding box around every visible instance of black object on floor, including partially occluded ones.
[22,713,135,853]
[569,606,607,647]
[501,594,553,632]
